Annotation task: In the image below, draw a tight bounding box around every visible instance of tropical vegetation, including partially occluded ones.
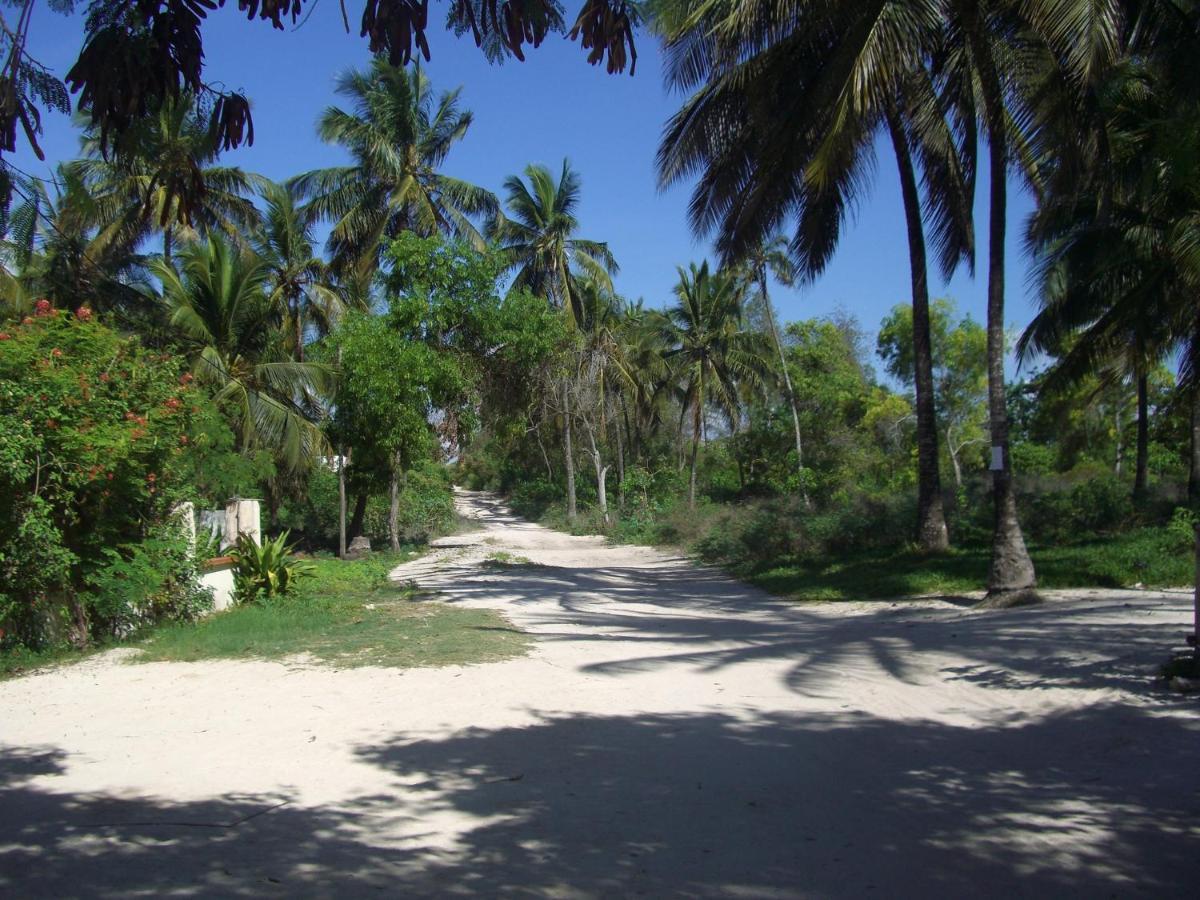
[4,2,1200,670]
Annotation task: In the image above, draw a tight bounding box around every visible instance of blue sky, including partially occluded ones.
[10,4,1041,369]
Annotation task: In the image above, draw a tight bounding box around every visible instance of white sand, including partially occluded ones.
[2,488,1198,897]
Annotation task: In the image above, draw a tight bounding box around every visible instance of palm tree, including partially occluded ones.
[252,180,351,361]
[653,0,972,552]
[1,166,147,318]
[491,159,618,521]
[663,261,769,508]
[730,235,814,506]
[490,160,619,326]
[154,235,333,470]
[73,93,263,260]
[654,0,1126,593]
[1022,44,1199,507]
[291,60,497,276]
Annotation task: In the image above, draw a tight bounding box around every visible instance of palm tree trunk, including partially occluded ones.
[1189,388,1200,505]
[758,266,810,508]
[688,401,701,510]
[338,446,348,559]
[163,227,173,262]
[562,383,577,523]
[615,407,625,512]
[967,13,1036,598]
[887,108,950,552]
[1134,372,1149,505]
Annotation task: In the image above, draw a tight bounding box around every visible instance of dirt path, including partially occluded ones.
[2,488,1199,897]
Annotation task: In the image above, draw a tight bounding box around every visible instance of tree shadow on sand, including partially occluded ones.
[4,705,1200,897]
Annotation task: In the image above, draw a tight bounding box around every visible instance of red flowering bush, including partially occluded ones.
[0,312,209,648]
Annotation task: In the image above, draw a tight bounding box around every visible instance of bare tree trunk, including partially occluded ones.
[888,107,950,552]
[349,492,368,542]
[562,384,577,524]
[388,449,402,552]
[967,15,1036,599]
[338,447,348,559]
[946,428,964,490]
[581,415,609,526]
[758,267,809,507]
[1134,373,1149,505]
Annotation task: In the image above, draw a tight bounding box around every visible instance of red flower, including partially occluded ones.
[50,348,62,358]
[34,299,52,316]
[179,372,194,385]
[0,333,9,340]
[22,316,33,325]
[99,373,111,383]
[75,306,93,321]
[164,397,181,410]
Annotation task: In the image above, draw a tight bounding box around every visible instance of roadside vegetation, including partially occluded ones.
[136,552,530,668]
[4,2,1200,676]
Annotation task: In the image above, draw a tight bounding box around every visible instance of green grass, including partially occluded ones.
[134,550,531,668]
[0,643,101,680]
[740,526,1193,602]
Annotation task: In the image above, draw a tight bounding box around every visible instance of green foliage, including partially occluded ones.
[0,306,211,649]
[83,526,212,638]
[136,551,531,669]
[231,531,314,604]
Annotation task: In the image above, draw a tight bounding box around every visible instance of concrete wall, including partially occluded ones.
[199,558,236,612]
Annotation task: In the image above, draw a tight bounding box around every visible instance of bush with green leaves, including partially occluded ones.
[231,531,314,604]
[0,304,214,649]
[83,525,212,637]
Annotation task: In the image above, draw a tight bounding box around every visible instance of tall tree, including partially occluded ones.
[74,93,262,260]
[292,60,497,277]
[154,235,332,470]
[663,261,769,508]
[490,159,619,325]
[653,0,974,553]
[490,159,619,521]
[252,180,351,362]
[730,235,812,505]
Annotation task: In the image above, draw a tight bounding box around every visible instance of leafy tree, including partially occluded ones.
[0,302,212,647]
[878,299,987,489]
[729,235,811,504]
[292,60,497,277]
[490,158,617,519]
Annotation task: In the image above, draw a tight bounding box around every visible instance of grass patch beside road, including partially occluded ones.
[741,527,1192,602]
[135,550,531,668]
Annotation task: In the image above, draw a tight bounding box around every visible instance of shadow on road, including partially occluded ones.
[4,705,1199,896]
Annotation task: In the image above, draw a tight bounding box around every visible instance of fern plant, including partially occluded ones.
[231,531,313,604]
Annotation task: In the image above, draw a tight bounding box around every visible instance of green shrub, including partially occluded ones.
[231,531,314,604]
[83,525,212,638]
[509,477,562,520]
[0,305,213,649]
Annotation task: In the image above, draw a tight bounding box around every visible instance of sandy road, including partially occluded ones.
[2,488,1198,897]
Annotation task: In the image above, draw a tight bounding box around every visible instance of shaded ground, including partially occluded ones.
[2,489,1198,897]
